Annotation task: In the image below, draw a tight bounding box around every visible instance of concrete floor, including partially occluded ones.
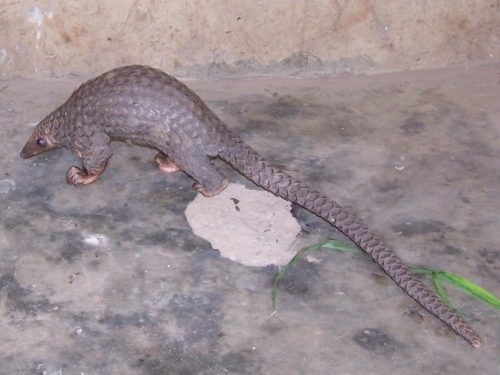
[1,65,500,374]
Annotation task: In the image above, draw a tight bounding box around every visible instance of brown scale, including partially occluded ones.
[20,65,482,348]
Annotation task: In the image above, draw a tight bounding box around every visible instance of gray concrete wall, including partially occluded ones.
[1,0,500,79]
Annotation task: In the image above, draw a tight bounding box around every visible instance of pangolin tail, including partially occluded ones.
[218,131,482,348]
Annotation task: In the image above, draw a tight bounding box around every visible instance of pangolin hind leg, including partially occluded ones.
[154,153,181,173]
[170,152,228,197]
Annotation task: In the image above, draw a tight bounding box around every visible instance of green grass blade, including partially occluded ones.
[431,271,466,319]
[271,242,321,312]
[409,267,434,275]
[319,240,368,257]
[435,271,500,311]
[272,240,364,312]
[411,267,500,311]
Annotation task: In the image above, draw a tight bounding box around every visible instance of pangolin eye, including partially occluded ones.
[36,138,45,146]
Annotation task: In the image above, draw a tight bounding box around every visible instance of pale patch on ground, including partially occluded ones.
[83,233,109,246]
[185,183,301,267]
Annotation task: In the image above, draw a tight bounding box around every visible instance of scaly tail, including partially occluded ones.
[218,131,482,348]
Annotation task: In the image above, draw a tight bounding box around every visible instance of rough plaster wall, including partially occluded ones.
[1,0,500,79]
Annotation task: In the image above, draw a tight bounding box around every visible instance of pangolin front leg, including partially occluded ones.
[67,132,112,186]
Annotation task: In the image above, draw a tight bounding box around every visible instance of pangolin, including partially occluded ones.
[20,65,482,348]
